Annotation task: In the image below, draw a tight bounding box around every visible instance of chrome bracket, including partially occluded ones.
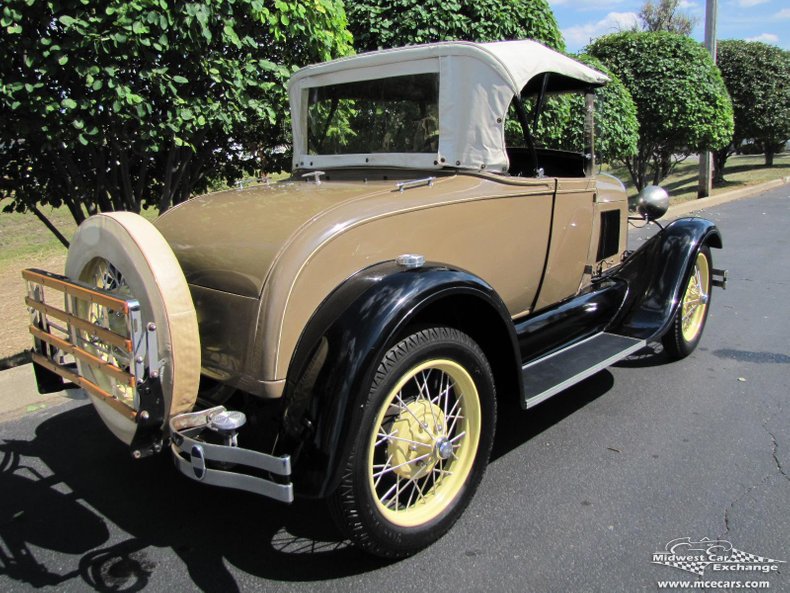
[169,406,293,503]
[301,170,326,185]
[712,268,728,290]
[396,177,435,192]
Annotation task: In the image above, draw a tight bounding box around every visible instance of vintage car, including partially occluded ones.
[22,40,726,558]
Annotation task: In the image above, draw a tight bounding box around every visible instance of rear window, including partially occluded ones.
[307,73,439,155]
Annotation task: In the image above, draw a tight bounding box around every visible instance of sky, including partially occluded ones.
[550,0,790,53]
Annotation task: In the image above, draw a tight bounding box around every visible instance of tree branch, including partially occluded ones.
[30,204,70,248]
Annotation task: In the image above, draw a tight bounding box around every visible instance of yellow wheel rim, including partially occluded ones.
[680,251,710,343]
[75,257,137,409]
[367,359,481,528]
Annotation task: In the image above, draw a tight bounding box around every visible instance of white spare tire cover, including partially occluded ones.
[65,212,200,444]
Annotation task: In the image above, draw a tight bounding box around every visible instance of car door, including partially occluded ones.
[531,176,596,311]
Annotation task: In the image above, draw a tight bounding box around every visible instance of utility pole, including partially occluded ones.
[698,0,718,198]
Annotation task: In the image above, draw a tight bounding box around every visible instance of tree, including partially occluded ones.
[639,0,697,35]
[346,0,564,53]
[552,55,639,165]
[588,32,733,190]
[714,40,790,177]
[0,0,352,245]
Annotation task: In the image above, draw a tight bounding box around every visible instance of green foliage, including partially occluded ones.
[346,0,564,52]
[551,55,639,164]
[589,31,733,190]
[716,40,790,169]
[0,0,352,239]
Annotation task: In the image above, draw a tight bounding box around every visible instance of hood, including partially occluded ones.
[154,179,393,297]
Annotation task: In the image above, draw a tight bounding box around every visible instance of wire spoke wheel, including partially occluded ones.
[680,251,710,343]
[331,327,495,558]
[76,258,137,408]
[368,359,481,527]
[662,246,713,359]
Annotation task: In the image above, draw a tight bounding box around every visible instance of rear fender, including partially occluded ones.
[608,217,722,340]
[280,261,519,498]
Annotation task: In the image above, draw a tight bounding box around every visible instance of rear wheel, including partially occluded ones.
[662,246,712,359]
[330,327,496,558]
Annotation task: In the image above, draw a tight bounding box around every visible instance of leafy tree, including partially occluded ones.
[552,55,639,165]
[346,0,564,52]
[639,0,697,35]
[0,0,352,245]
[588,32,733,190]
[714,40,790,177]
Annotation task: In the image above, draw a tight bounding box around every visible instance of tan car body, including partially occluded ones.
[154,169,628,398]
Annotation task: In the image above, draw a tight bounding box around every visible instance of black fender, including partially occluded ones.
[608,217,722,340]
[278,261,520,499]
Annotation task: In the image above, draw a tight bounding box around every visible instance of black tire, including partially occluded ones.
[330,327,496,558]
[662,245,713,360]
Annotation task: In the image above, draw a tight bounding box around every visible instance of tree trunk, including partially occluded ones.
[30,205,70,248]
[765,148,775,167]
[713,147,729,184]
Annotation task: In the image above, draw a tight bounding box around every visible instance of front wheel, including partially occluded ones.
[662,245,713,359]
[330,327,496,558]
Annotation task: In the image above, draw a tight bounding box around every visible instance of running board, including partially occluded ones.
[522,332,646,409]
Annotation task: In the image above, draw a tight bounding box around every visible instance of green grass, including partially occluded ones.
[0,201,161,272]
[604,153,790,204]
[0,202,75,271]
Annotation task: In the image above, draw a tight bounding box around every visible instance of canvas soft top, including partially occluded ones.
[289,40,609,172]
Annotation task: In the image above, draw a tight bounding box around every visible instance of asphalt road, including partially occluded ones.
[1,185,789,593]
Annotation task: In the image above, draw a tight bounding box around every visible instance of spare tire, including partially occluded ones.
[65,212,200,445]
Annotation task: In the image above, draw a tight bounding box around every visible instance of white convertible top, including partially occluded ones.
[289,40,609,172]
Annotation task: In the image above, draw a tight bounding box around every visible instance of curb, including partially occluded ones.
[666,177,790,219]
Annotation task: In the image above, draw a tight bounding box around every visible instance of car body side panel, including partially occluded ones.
[254,174,556,383]
[154,182,394,297]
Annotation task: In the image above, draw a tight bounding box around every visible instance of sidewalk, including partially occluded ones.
[0,362,86,421]
[665,176,789,218]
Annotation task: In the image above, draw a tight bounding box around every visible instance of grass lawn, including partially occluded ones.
[605,153,790,204]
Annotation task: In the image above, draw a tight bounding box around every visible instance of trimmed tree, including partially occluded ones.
[552,54,639,165]
[588,31,733,190]
[715,40,790,176]
[0,0,352,245]
[346,0,564,52]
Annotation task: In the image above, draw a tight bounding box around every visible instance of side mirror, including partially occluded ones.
[635,185,669,221]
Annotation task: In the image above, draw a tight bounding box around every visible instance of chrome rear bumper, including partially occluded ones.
[169,406,293,503]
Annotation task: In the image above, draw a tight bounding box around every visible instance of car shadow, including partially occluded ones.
[491,369,615,462]
[1,369,619,590]
[1,403,390,592]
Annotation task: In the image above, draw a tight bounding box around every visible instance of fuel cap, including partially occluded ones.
[209,410,246,432]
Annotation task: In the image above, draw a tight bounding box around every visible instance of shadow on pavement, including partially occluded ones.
[1,368,620,591]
